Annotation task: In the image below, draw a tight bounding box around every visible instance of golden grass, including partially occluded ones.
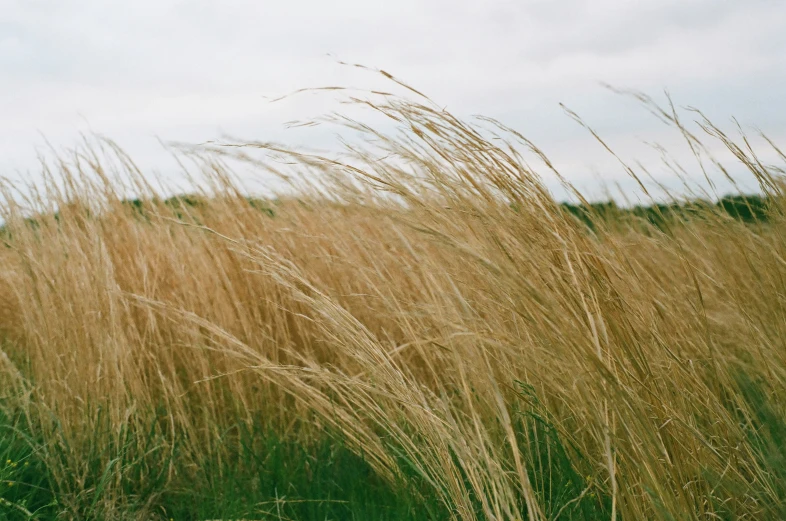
[1,85,785,519]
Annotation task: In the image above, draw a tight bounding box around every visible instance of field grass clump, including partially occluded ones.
[1,84,786,520]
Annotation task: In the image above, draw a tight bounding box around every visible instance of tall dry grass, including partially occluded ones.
[1,84,786,520]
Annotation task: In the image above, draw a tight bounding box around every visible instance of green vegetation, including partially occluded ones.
[0,408,56,520]
[559,194,772,232]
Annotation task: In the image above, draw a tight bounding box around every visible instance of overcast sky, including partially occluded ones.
[2,0,786,200]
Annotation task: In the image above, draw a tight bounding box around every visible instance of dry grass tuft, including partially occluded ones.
[1,85,786,520]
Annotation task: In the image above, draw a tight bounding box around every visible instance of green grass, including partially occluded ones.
[158,419,448,521]
[515,383,611,521]
[0,391,625,520]
[0,402,449,520]
[0,408,56,521]
[0,388,622,520]
[727,369,786,520]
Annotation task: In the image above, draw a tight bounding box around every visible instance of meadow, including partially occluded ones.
[1,86,785,520]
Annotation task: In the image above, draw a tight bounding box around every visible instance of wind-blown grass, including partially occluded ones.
[1,82,785,520]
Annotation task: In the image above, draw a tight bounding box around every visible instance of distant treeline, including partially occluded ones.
[1,195,275,230]
[120,195,277,220]
[559,194,774,231]
[0,193,775,242]
[138,193,773,228]
[0,195,276,243]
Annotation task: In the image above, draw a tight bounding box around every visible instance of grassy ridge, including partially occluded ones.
[1,88,786,520]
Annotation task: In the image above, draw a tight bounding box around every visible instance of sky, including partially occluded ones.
[2,0,786,200]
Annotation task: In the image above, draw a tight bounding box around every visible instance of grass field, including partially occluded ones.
[1,87,786,520]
